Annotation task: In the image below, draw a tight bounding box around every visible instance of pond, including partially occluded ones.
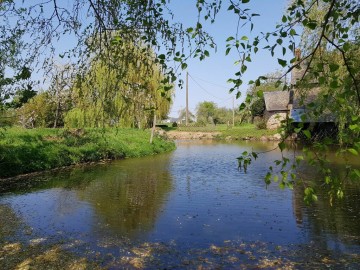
[1,140,359,269]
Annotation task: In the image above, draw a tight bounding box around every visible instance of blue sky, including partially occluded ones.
[167,0,289,117]
[24,0,290,118]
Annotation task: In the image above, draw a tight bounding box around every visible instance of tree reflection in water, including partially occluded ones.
[76,155,173,237]
[0,141,359,269]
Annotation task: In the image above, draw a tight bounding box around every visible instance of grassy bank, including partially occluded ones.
[0,127,175,178]
[163,123,278,140]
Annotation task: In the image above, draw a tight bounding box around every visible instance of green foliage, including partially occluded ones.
[0,127,175,178]
[17,92,57,128]
[250,98,265,117]
[16,85,72,128]
[65,40,173,129]
[254,118,266,130]
[5,87,37,109]
[245,71,285,120]
[196,101,218,124]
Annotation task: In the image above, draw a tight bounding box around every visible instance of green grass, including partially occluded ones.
[0,127,175,178]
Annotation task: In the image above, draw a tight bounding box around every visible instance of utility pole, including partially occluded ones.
[186,71,189,126]
[232,96,235,127]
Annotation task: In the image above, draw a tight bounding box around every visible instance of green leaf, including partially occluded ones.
[337,189,344,199]
[242,0,250,3]
[348,148,358,155]
[330,80,338,88]
[349,124,358,131]
[256,90,263,98]
[279,181,285,189]
[186,27,194,33]
[329,64,339,72]
[353,169,360,178]
[304,187,313,196]
[318,77,326,84]
[241,36,249,41]
[307,22,317,30]
[277,58,287,67]
[239,102,246,110]
[278,141,285,151]
[226,36,235,42]
[343,42,351,52]
[303,129,311,139]
[265,172,272,185]
[181,63,188,70]
[282,15,287,23]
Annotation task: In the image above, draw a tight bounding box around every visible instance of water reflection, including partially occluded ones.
[76,155,173,237]
[0,154,173,241]
[292,173,360,253]
[0,140,359,268]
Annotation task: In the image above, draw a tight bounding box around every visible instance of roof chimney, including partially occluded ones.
[295,48,301,61]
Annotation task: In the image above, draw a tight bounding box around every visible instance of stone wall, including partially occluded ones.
[265,111,288,129]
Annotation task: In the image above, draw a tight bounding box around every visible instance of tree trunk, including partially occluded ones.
[150,113,156,144]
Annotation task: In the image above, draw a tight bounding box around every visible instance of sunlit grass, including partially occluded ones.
[0,127,175,178]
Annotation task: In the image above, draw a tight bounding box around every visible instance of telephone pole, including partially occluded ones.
[232,96,235,127]
[186,71,189,126]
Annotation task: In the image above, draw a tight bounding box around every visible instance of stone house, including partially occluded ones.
[263,49,335,129]
[263,91,292,129]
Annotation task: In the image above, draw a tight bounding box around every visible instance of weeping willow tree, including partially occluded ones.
[65,37,173,128]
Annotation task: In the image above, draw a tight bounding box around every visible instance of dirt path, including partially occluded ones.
[165,131,221,140]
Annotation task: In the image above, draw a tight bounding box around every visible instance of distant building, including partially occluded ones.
[263,91,291,129]
[263,49,335,129]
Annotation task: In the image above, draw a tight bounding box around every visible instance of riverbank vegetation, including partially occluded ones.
[0,127,175,178]
[0,0,358,201]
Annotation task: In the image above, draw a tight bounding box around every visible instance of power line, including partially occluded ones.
[188,73,229,101]
[190,74,229,89]
[217,96,233,106]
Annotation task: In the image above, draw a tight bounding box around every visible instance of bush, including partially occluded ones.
[255,118,267,130]
[172,122,178,127]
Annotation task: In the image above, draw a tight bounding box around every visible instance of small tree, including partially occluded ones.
[196,101,218,125]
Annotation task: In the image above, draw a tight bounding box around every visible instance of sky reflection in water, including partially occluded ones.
[1,140,359,267]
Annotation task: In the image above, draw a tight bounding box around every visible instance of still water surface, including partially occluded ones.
[1,141,359,268]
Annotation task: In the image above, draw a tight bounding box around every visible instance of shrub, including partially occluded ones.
[255,118,267,130]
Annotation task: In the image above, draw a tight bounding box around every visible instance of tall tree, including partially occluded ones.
[65,40,173,128]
